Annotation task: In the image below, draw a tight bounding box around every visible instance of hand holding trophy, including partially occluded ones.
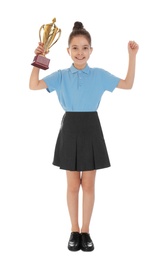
[31,18,61,70]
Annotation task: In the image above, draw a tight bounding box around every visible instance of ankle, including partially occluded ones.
[71,227,80,233]
[81,229,89,234]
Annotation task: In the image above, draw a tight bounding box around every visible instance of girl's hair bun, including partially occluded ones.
[73,21,84,31]
[68,21,91,46]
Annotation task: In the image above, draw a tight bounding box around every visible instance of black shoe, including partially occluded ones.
[81,233,94,252]
[68,232,81,251]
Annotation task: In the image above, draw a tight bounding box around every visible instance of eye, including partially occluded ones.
[84,47,89,50]
[72,47,77,50]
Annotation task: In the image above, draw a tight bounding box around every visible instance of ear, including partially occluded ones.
[90,47,93,54]
[67,47,70,55]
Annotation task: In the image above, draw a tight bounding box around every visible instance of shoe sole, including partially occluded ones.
[81,246,94,252]
[68,246,81,251]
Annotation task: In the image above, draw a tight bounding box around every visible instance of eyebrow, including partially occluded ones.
[71,44,89,47]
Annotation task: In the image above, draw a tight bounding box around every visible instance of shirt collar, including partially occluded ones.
[70,64,90,74]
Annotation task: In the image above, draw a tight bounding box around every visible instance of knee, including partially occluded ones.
[68,180,80,193]
[81,180,94,193]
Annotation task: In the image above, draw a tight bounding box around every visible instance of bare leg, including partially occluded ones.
[66,171,81,232]
[81,170,96,233]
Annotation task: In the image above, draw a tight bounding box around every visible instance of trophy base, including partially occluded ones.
[31,55,50,70]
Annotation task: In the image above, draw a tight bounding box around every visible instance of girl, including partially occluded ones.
[29,21,139,252]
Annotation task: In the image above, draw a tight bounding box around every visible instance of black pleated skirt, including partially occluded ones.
[53,112,111,171]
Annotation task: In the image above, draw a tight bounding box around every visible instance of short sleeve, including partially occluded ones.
[100,69,121,92]
[42,70,61,93]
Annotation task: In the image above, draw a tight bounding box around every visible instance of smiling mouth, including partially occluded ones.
[75,57,85,60]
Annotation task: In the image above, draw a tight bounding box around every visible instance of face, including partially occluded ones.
[67,36,93,70]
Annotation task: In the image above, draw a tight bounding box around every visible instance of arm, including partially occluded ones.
[29,67,47,90]
[29,43,48,90]
[117,41,139,90]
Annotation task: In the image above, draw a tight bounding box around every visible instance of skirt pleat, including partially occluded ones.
[53,112,111,171]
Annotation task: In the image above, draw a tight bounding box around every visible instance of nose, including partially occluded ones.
[77,49,83,55]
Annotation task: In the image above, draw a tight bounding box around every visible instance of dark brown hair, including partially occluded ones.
[68,22,92,46]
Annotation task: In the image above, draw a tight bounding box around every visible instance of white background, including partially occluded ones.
[0,0,163,259]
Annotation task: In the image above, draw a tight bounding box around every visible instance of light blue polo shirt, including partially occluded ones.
[43,64,120,111]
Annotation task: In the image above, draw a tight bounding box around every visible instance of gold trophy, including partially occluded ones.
[31,18,61,70]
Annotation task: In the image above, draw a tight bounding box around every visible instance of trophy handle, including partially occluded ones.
[49,29,61,49]
[39,25,44,42]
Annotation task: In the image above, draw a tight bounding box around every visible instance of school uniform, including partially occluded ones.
[43,64,120,171]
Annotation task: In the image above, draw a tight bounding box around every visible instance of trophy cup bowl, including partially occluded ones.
[31,18,61,70]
